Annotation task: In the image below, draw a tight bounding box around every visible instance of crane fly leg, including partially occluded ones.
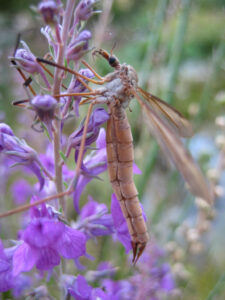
[81,59,104,81]
[36,58,107,87]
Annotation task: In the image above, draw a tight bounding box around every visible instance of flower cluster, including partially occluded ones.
[0,0,177,298]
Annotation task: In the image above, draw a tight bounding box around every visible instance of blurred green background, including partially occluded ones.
[0,0,225,299]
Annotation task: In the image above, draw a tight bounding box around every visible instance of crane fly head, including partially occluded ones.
[92,48,120,69]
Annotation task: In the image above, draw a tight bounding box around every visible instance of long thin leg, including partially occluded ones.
[81,59,104,80]
[73,102,95,185]
[54,91,100,99]
[37,58,107,85]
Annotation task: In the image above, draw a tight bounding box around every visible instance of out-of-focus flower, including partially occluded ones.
[38,0,62,25]
[40,143,74,183]
[12,202,86,276]
[73,128,107,212]
[66,30,92,62]
[12,41,51,89]
[0,240,31,296]
[30,94,58,139]
[128,242,175,300]
[0,123,45,190]
[11,179,33,204]
[101,278,132,300]
[62,68,94,118]
[76,196,114,239]
[68,274,109,300]
[0,240,15,292]
[86,261,117,282]
[74,0,101,23]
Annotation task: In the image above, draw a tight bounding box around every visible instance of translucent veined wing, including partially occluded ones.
[138,87,193,138]
[133,90,214,205]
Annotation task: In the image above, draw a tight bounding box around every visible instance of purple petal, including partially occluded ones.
[69,274,92,299]
[23,220,64,248]
[36,247,60,270]
[56,227,86,259]
[133,162,142,175]
[13,243,38,276]
[28,162,45,190]
[11,179,32,204]
[111,194,132,253]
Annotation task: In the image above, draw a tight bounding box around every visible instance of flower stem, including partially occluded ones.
[52,0,75,215]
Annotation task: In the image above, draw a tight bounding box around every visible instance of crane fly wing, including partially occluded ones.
[138,87,193,138]
[134,90,214,205]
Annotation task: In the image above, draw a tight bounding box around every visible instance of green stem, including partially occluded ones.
[205,271,225,300]
[139,0,169,87]
[195,41,225,123]
[164,0,192,104]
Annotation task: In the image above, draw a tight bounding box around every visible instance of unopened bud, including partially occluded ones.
[215,115,225,127]
[215,135,225,148]
[186,228,199,243]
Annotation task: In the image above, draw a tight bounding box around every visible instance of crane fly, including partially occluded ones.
[7,49,214,263]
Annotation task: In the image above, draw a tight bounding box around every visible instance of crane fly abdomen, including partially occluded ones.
[106,104,149,263]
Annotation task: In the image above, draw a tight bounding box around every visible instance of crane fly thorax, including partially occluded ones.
[98,63,138,108]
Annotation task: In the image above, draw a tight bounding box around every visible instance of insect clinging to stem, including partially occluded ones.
[2,48,214,264]
[35,48,214,263]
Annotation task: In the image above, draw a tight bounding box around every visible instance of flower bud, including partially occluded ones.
[0,130,45,189]
[66,30,92,61]
[14,48,39,74]
[38,0,60,25]
[30,95,58,138]
[74,0,100,23]
[12,41,51,88]
[0,123,14,136]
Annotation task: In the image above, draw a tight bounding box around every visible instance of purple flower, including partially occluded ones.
[66,108,109,162]
[62,68,94,117]
[38,0,61,25]
[111,194,132,253]
[68,274,109,300]
[66,30,92,62]
[0,124,45,190]
[11,179,32,204]
[73,128,107,212]
[13,41,50,88]
[128,242,175,299]
[76,196,114,239]
[86,261,117,282]
[102,278,132,300]
[12,203,86,276]
[0,123,14,136]
[30,94,58,139]
[74,0,100,23]
[0,241,14,292]
[0,241,31,296]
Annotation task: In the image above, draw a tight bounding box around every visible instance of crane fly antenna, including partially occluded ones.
[110,41,117,56]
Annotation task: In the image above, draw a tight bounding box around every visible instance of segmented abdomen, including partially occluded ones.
[106,104,149,249]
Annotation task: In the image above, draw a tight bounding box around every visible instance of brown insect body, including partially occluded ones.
[93,56,149,262]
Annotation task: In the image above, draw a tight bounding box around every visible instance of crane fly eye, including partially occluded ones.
[108,56,116,66]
